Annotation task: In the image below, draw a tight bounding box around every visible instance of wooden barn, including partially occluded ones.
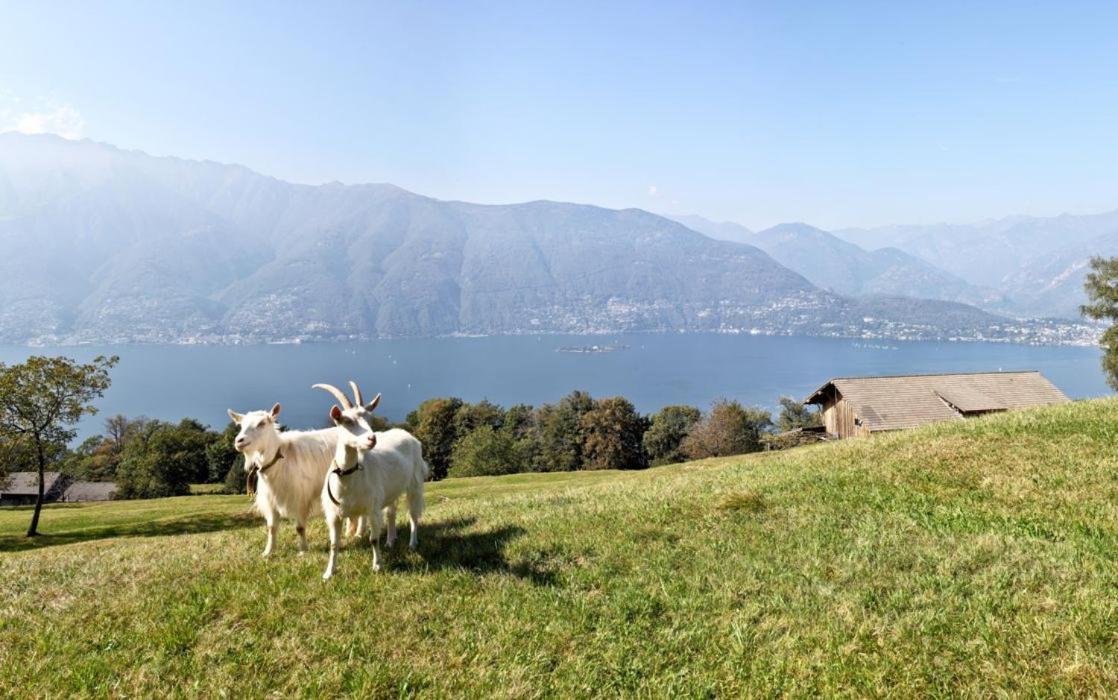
[803,371,1070,439]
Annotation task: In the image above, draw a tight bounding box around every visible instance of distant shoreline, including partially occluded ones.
[11,323,1104,350]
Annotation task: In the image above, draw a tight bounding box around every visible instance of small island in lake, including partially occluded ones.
[556,344,630,354]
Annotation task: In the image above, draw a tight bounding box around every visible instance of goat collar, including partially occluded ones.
[256,448,285,474]
[325,460,361,506]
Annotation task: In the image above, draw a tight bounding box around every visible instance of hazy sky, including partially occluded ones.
[2,1,1116,229]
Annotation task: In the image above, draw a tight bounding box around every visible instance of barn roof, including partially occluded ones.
[1,471,65,496]
[61,481,117,502]
[803,371,1070,432]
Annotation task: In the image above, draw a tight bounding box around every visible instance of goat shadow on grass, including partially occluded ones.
[0,511,257,554]
[365,516,557,586]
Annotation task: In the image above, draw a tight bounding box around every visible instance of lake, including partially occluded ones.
[0,334,1109,440]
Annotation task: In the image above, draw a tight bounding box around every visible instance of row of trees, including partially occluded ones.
[406,392,821,479]
[2,389,821,514]
[61,416,242,499]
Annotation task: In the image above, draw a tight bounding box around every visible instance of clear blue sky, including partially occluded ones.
[2,1,1116,229]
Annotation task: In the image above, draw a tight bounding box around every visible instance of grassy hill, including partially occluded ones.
[3,399,1118,696]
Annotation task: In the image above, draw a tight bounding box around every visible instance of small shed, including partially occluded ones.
[803,371,1070,439]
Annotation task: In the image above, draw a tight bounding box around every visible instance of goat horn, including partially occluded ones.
[348,380,364,407]
[312,383,352,409]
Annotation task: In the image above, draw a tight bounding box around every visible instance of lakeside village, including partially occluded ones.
[24,314,1104,348]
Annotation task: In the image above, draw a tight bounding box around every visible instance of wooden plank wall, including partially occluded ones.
[821,391,863,438]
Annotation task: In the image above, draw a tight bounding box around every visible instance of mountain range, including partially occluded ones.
[0,133,1099,345]
[679,211,1118,321]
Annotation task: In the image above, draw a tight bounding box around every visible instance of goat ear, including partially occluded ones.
[270,403,282,419]
[227,409,244,424]
[330,405,343,423]
[365,393,382,413]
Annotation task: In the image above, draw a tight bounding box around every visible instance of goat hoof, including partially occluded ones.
[322,572,333,581]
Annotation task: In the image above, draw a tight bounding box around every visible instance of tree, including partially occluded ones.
[448,425,524,477]
[0,354,117,536]
[776,396,822,433]
[114,419,213,499]
[643,405,702,465]
[1082,256,1118,389]
[60,414,151,482]
[681,399,773,459]
[503,404,541,470]
[580,397,649,470]
[535,390,595,472]
[208,421,244,486]
[504,404,536,439]
[407,397,464,480]
[453,400,505,437]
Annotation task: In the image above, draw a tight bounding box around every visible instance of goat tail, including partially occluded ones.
[416,441,431,482]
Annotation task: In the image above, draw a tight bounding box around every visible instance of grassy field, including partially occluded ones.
[4,400,1118,696]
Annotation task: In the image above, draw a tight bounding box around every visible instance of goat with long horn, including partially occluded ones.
[344,380,382,413]
[313,383,352,410]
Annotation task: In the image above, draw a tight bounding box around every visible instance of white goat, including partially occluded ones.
[318,381,429,579]
[227,394,375,557]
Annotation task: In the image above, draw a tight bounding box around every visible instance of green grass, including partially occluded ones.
[189,483,226,495]
[4,399,1118,696]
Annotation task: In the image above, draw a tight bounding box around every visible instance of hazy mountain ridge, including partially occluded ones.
[671,216,1006,309]
[667,214,753,244]
[838,212,1118,318]
[0,133,1087,345]
[678,209,1118,320]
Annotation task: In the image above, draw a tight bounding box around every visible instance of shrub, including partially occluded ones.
[682,400,773,459]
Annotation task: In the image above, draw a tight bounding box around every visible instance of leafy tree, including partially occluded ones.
[535,390,595,472]
[504,404,536,439]
[682,399,773,459]
[208,421,243,485]
[407,397,464,480]
[1082,256,1118,389]
[0,354,117,536]
[2,434,68,481]
[448,425,524,477]
[60,414,150,482]
[223,458,249,495]
[114,419,216,499]
[503,404,541,471]
[776,396,822,433]
[580,397,649,470]
[643,405,702,465]
[453,400,505,437]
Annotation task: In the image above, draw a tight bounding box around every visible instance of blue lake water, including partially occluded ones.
[0,334,1109,441]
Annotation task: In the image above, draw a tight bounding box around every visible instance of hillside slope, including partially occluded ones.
[0,133,824,342]
[3,399,1118,695]
[0,133,1011,343]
